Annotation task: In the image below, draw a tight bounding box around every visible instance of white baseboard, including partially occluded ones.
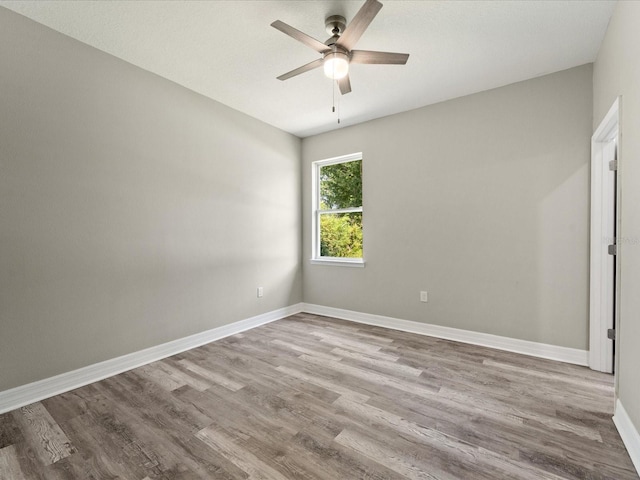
[613,399,640,476]
[0,303,304,414]
[301,303,589,366]
[0,302,591,415]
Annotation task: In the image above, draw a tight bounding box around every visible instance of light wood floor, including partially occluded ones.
[0,313,637,479]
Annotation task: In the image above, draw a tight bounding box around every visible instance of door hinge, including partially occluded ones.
[607,328,616,340]
[608,244,617,256]
[609,160,618,171]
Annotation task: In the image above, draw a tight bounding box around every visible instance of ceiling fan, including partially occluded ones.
[271,0,409,95]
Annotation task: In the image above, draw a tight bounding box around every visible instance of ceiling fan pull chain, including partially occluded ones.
[338,90,341,124]
[332,76,336,113]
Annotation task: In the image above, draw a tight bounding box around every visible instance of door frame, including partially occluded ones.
[589,97,621,373]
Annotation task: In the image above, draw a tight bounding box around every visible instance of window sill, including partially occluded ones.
[310,258,365,268]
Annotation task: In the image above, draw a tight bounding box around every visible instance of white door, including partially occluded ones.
[589,99,619,373]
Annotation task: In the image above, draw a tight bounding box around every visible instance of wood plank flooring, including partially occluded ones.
[0,313,637,479]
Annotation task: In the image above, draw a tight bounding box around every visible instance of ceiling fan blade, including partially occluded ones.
[336,0,383,51]
[277,58,324,81]
[271,20,331,53]
[350,50,409,65]
[338,75,352,95]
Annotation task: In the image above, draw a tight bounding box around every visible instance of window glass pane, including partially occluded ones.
[319,160,362,210]
[320,212,363,258]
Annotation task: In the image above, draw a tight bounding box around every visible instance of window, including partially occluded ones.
[312,153,364,266]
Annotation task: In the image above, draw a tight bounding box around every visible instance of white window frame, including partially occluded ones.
[311,153,364,267]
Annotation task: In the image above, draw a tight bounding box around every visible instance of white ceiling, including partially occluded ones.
[1,1,615,138]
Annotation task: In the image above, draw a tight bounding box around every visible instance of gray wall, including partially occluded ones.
[302,65,593,350]
[593,0,640,435]
[0,8,302,392]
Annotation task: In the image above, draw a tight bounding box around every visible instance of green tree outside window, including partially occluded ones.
[318,160,363,258]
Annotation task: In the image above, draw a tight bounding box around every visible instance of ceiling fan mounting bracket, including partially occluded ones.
[325,15,346,36]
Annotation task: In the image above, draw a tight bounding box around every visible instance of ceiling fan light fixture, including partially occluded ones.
[323,51,349,79]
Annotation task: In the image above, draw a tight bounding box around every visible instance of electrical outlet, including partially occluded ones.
[257,287,263,298]
[420,291,428,302]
